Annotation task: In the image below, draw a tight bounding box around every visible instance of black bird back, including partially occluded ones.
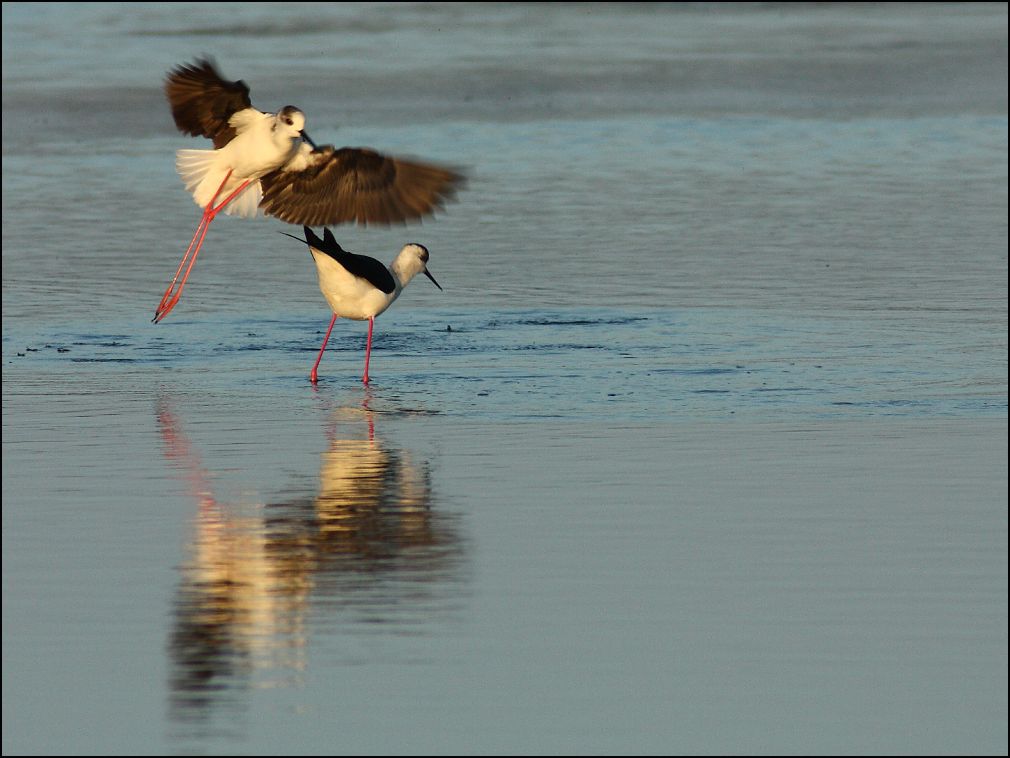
[301,227,397,294]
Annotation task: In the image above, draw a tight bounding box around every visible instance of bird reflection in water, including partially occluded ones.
[157,396,464,728]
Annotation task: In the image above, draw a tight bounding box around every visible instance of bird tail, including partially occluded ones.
[175,149,263,219]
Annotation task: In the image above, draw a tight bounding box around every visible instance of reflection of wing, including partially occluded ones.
[260,144,465,226]
[164,58,254,149]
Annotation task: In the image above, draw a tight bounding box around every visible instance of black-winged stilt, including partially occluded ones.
[153,58,462,323]
[284,226,441,385]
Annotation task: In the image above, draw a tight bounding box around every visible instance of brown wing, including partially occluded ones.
[258,145,465,227]
[164,59,253,149]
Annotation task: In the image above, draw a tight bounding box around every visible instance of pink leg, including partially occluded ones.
[153,172,253,323]
[153,211,214,322]
[154,170,237,318]
[153,212,212,318]
[310,313,338,384]
[362,317,375,385]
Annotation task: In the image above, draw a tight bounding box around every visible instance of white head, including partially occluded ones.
[275,106,315,147]
[391,244,442,291]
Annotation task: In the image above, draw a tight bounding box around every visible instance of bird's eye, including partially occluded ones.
[283,117,293,126]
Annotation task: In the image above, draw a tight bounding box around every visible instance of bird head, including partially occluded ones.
[276,106,315,147]
[395,244,442,291]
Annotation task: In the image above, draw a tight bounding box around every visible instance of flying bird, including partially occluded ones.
[153,58,463,323]
[286,226,442,385]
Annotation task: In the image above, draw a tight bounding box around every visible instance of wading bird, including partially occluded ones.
[285,226,442,385]
[154,58,462,323]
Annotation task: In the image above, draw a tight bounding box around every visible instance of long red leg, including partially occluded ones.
[154,170,235,320]
[154,214,214,322]
[153,172,253,323]
[310,313,338,384]
[362,317,374,385]
[154,213,210,316]
[154,210,212,321]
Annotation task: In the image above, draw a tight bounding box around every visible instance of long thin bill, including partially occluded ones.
[424,269,443,291]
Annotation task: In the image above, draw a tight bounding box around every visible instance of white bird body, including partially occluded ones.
[292,227,442,384]
[176,108,306,217]
[312,244,431,321]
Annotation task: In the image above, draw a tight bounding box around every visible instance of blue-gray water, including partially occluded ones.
[2,3,1007,754]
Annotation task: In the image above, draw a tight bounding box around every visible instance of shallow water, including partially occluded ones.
[3,3,1008,755]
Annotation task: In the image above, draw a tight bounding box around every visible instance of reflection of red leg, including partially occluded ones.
[362,317,374,385]
[156,402,217,512]
[310,313,338,384]
[361,386,375,439]
[153,172,252,323]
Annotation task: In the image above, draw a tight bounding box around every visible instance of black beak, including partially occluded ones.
[300,130,317,150]
[424,269,443,291]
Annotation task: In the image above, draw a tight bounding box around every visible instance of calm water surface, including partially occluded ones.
[2,3,1007,754]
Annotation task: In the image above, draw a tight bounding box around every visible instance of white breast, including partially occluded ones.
[312,251,401,321]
